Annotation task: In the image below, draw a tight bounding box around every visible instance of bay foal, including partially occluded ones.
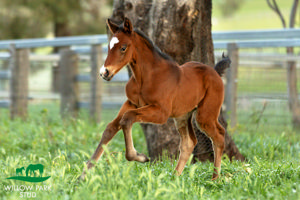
[84,18,230,180]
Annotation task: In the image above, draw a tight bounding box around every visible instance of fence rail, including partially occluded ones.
[0,28,300,124]
[0,35,108,49]
[0,71,10,79]
[214,38,300,49]
[212,28,300,40]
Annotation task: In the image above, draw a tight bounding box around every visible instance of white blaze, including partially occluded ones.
[100,65,106,74]
[109,37,119,50]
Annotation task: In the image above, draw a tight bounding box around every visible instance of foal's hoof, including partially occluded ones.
[136,152,150,163]
[78,173,86,181]
[212,174,219,181]
[126,151,150,162]
[77,169,88,182]
[78,161,95,181]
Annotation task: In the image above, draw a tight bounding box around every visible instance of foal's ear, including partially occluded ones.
[123,17,133,34]
[107,18,119,34]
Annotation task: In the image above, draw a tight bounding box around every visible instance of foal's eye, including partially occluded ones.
[120,45,127,53]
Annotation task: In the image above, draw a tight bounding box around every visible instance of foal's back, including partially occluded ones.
[170,61,224,118]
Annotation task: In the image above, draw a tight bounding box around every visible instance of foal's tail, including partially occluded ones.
[214,52,231,77]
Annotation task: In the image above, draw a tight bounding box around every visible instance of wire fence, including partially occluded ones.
[234,51,300,129]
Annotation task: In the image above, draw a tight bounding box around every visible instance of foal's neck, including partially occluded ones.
[129,33,172,86]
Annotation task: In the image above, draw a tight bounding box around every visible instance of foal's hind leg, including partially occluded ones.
[196,93,225,180]
[174,113,197,175]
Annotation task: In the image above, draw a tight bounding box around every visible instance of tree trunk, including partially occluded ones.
[53,22,71,53]
[111,0,245,162]
[52,21,71,91]
[54,22,71,37]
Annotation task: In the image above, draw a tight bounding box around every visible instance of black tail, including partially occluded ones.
[214,52,231,77]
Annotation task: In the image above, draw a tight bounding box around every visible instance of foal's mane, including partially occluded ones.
[133,29,174,61]
[116,22,174,61]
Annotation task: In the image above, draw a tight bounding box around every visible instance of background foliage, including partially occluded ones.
[0,0,112,39]
[0,0,298,40]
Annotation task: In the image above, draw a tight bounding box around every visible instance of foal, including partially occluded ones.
[84,18,230,180]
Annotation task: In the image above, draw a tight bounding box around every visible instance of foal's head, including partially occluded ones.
[100,18,135,81]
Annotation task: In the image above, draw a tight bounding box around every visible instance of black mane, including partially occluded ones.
[133,29,174,61]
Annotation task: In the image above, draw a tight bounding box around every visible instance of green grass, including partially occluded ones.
[0,103,299,200]
[238,67,300,94]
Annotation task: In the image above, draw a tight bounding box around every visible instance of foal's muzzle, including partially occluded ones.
[100,68,109,78]
[100,66,113,81]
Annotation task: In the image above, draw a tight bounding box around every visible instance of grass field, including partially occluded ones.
[0,103,299,200]
[238,67,300,94]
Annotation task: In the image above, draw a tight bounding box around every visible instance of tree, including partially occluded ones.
[215,0,245,18]
[266,0,300,130]
[0,1,49,39]
[110,0,245,162]
[1,0,81,38]
[0,0,108,39]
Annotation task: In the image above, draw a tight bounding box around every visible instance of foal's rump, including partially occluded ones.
[170,62,221,117]
[171,56,230,118]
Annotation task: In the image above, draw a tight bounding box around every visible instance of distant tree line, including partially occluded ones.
[215,0,245,17]
[0,0,113,40]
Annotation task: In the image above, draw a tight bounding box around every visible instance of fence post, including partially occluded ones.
[51,64,60,93]
[0,59,9,91]
[9,45,29,120]
[59,48,79,118]
[225,43,238,128]
[90,45,103,122]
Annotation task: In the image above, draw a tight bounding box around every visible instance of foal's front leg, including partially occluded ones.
[119,105,169,162]
[80,100,135,180]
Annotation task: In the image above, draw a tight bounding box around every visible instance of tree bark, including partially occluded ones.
[54,22,71,37]
[52,21,72,91]
[53,22,71,53]
[111,0,245,162]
